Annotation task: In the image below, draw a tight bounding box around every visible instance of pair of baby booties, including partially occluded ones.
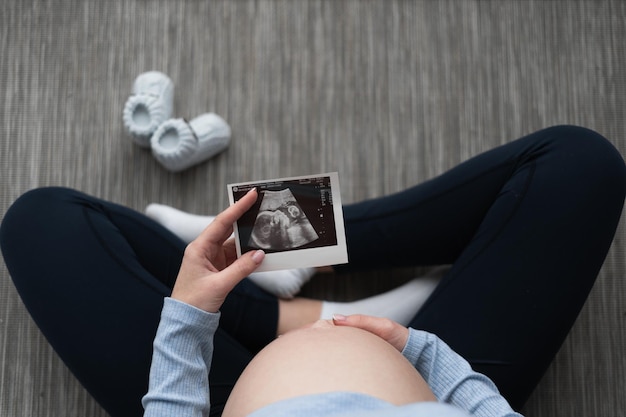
[122,71,231,172]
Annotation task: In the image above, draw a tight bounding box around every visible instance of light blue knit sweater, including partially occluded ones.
[143,298,523,417]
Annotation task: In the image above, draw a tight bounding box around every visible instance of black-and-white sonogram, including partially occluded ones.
[248,189,319,250]
[228,173,348,272]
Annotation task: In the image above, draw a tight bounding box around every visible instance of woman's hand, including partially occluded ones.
[171,188,265,313]
[332,314,410,352]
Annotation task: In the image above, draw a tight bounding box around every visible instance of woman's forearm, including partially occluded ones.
[402,328,522,417]
[142,298,219,417]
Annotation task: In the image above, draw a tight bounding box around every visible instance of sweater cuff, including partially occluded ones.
[161,297,221,335]
[401,327,429,365]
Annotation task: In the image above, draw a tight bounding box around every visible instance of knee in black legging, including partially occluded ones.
[538,125,626,203]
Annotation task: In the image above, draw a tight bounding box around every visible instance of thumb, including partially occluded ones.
[200,250,266,313]
[332,314,409,352]
[222,249,266,286]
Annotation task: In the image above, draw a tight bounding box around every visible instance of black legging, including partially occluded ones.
[2,125,624,416]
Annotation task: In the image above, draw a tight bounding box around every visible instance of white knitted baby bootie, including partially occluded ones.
[123,71,174,147]
[150,113,231,172]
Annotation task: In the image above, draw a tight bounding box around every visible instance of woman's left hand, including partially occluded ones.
[332,314,410,352]
[171,188,265,313]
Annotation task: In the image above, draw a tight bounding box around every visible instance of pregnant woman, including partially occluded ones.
[1,125,624,417]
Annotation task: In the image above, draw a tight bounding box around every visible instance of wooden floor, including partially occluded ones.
[1,1,625,415]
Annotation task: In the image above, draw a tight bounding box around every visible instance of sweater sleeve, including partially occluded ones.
[401,328,523,417]
[142,297,220,417]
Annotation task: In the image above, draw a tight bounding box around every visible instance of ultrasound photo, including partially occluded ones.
[228,173,348,272]
[248,189,320,250]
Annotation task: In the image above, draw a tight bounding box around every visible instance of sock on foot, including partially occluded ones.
[247,268,316,299]
[145,203,315,298]
[319,272,443,326]
[145,203,216,244]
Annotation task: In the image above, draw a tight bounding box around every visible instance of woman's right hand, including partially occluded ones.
[332,314,409,352]
[171,188,265,313]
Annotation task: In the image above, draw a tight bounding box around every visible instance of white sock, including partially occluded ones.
[145,203,315,298]
[320,271,444,326]
[247,268,316,299]
[145,203,215,244]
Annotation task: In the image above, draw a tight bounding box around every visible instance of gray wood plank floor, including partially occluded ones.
[1,1,625,415]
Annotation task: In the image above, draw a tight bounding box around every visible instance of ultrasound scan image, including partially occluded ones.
[248,189,320,250]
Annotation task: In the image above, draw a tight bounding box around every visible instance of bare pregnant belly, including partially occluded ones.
[223,322,436,417]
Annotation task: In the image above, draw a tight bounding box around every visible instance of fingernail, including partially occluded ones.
[247,187,257,195]
[332,314,347,322]
[252,249,265,263]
